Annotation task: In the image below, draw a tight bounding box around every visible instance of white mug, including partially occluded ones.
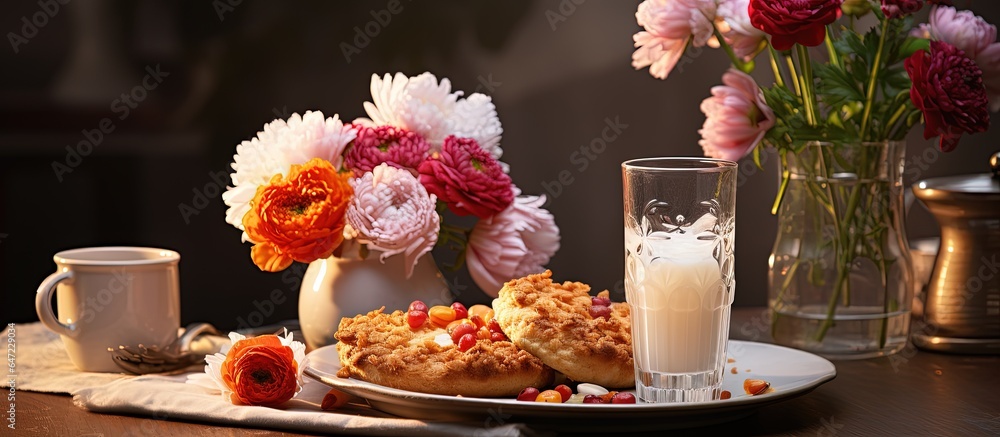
[35,246,181,372]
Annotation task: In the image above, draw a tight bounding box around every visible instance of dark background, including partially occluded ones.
[2,0,997,331]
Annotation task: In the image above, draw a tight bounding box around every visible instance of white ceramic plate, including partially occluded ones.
[304,340,836,432]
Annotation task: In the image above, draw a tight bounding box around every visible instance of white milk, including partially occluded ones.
[627,234,728,374]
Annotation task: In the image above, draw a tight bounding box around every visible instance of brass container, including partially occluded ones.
[910,153,1000,354]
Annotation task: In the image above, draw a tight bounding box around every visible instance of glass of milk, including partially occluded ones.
[622,158,737,403]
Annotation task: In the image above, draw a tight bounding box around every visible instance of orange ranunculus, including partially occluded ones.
[242,158,353,272]
[220,335,298,406]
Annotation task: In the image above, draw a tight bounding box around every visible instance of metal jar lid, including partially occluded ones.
[912,152,1000,214]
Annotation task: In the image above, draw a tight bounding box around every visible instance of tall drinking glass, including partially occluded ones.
[622,158,737,403]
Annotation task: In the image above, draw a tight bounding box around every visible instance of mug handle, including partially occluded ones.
[35,271,77,338]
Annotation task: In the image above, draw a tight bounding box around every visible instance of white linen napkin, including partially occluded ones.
[73,374,536,437]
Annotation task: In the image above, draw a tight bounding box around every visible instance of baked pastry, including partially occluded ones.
[492,270,634,388]
[335,308,554,397]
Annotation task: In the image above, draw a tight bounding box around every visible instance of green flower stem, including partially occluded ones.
[795,44,819,127]
[784,54,802,97]
[771,152,791,215]
[884,99,909,138]
[767,44,787,90]
[824,26,840,68]
[860,19,890,140]
[714,27,753,73]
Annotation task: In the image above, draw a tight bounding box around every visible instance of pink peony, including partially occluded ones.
[343,125,430,177]
[698,69,776,161]
[418,136,514,218]
[880,0,923,19]
[918,6,1000,111]
[905,41,990,152]
[466,189,560,297]
[717,0,767,61]
[632,0,717,80]
[346,164,440,278]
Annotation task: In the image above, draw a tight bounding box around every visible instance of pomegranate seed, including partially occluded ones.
[451,302,468,320]
[535,390,562,403]
[487,319,504,334]
[720,390,732,400]
[446,319,472,333]
[490,332,508,342]
[407,310,427,329]
[516,387,540,401]
[591,296,611,307]
[582,394,604,404]
[611,392,636,404]
[451,323,478,344]
[408,300,428,313]
[469,314,486,329]
[554,384,572,402]
[589,305,612,319]
[457,333,477,352]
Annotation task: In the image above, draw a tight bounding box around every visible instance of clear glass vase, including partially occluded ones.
[768,141,914,359]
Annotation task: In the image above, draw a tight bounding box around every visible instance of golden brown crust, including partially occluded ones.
[335,308,554,397]
[492,270,634,388]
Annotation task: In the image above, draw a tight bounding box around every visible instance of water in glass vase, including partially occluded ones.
[767,141,913,360]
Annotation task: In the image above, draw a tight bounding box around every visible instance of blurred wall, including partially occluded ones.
[2,0,997,330]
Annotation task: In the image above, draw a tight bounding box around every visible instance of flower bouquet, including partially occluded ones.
[221,72,560,298]
[631,0,996,357]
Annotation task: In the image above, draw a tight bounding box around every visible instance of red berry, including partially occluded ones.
[589,305,612,319]
[450,323,478,344]
[450,302,468,320]
[554,384,572,402]
[490,332,508,342]
[582,394,605,404]
[408,300,428,313]
[516,387,540,401]
[611,392,636,404]
[487,319,504,334]
[591,296,611,307]
[407,310,427,329]
[457,333,477,352]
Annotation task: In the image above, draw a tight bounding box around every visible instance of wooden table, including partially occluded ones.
[12,308,1000,436]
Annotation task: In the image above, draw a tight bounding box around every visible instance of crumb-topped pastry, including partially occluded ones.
[492,270,634,388]
[335,307,554,397]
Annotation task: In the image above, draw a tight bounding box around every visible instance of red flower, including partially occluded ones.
[881,0,922,19]
[749,0,843,51]
[906,41,990,152]
[343,125,430,177]
[418,136,513,218]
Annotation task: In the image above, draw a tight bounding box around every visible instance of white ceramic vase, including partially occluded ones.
[298,243,452,350]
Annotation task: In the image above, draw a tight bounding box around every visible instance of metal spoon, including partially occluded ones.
[108,322,222,375]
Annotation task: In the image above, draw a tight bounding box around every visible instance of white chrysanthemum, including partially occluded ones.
[450,93,504,161]
[221,111,356,240]
[465,187,561,297]
[186,330,308,405]
[360,72,504,161]
[346,164,440,278]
